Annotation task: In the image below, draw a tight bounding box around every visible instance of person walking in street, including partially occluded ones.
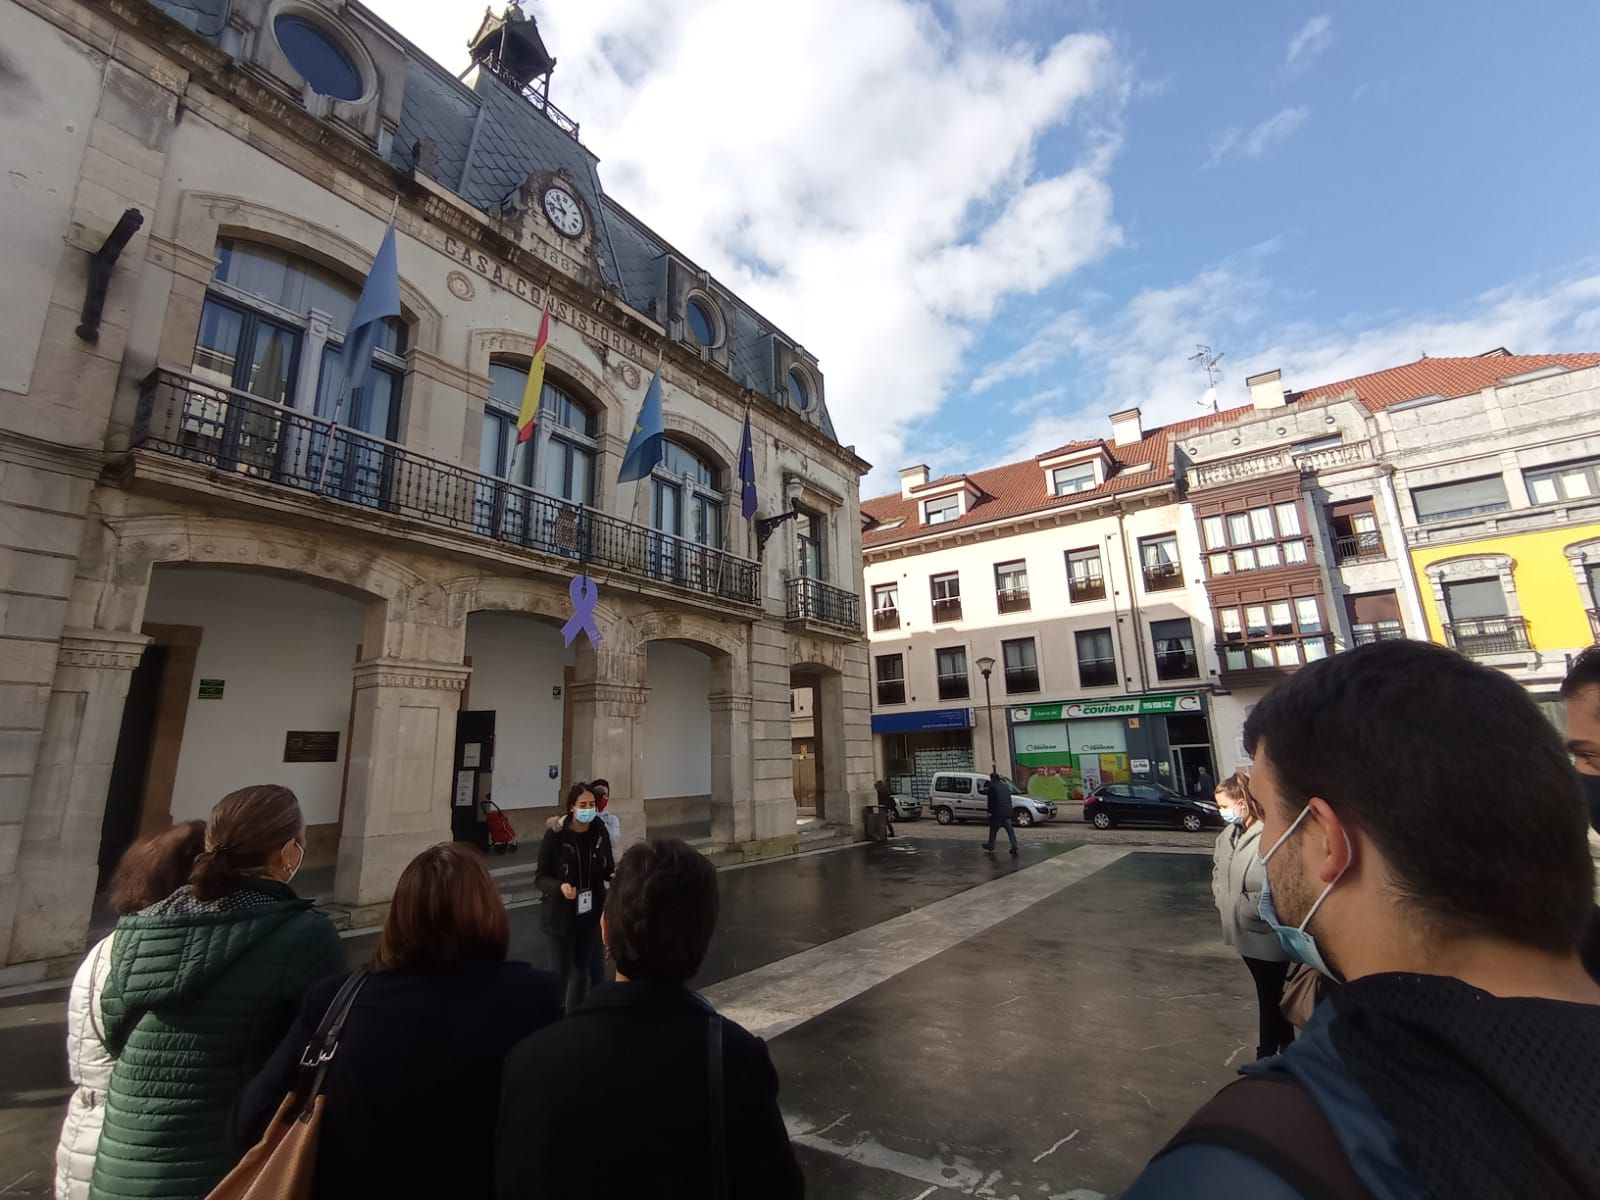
[497,839,804,1199]
[535,782,615,1011]
[873,779,898,838]
[232,842,563,1199]
[981,772,1018,856]
[1193,765,1214,798]
[55,821,206,1200]
[1123,640,1600,1200]
[90,785,345,1200]
[1209,771,1294,1061]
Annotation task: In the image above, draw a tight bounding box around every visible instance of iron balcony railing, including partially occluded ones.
[1142,562,1184,592]
[786,576,861,631]
[1333,531,1386,563]
[1153,650,1199,681]
[937,672,970,700]
[1077,658,1118,688]
[1003,666,1040,694]
[872,605,901,632]
[876,679,906,706]
[1444,615,1530,657]
[133,368,759,605]
[1068,573,1106,603]
[1350,623,1405,647]
[996,587,1031,614]
[932,595,963,623]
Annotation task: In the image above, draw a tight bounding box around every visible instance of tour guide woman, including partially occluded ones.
[536,782,615,1010]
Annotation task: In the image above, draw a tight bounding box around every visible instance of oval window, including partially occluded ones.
[685,298,717,347]
[274,14,364,102]
[787,367,811,410]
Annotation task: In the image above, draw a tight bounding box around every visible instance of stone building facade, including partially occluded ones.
[0,0,871,976]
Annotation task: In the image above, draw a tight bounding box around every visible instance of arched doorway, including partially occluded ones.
[641,640,716,837]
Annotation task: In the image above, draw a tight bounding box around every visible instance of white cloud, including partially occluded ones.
[1284,15,1334,73]
[984,251,1600,463]
[363,0,1128,489]
[1204,106,1308,169]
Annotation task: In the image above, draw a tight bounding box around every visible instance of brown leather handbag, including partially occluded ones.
[205,971,368,1200]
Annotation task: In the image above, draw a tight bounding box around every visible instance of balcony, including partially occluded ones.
[1333,531,1386,564]
[1350,624,1405,647]
[132,368,759,606]
[876,679,906,706]
[932,595,964,623]
[1444,615,1531,658]
[1153,649,1199,681]
[937,672,970,701]
[1077,658,1118,688]
[1068,574,1106,603]
[1189,439,1376,490]
[1142,562,1184,592]
[1003,666,1040,694]
[996,587,1031,614]
[786,576,862,635]
[872,606,901,632]
[1216,635,1331,680]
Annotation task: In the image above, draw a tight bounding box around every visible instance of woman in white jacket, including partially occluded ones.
[1209,771,1294,1061]
[55,821,205,1200]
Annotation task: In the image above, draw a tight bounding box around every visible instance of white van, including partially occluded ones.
[927,772,1057,826]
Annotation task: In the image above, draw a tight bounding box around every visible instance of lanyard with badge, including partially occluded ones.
[574,831,594,915]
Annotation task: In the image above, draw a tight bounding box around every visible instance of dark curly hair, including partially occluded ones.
[603,839,719,984]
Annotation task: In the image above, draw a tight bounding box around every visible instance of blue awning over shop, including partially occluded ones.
[871,708,972,734]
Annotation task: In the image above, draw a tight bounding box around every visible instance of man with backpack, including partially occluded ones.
[1123,639,1600,1200]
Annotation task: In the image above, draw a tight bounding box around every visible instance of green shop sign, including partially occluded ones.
[1010,693,1203,722]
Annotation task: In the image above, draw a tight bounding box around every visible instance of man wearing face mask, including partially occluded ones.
[1124,639,1600,1200]
[1560,646,1600,833]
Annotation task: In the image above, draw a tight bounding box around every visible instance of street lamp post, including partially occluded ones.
[975,655,997,772]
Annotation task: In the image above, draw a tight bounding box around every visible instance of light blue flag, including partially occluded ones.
[617,368,665,482]
[338,218,401,405]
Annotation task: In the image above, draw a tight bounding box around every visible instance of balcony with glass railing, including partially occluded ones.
[132,367,761,606]
[1216,634,1331,679]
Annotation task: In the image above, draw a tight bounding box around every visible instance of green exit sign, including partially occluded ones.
[197,679,225,700]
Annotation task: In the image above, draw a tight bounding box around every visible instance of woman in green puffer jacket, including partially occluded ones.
[90,785,346,1200]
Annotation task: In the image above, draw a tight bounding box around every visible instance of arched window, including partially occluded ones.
[652,439,723,549]
[787,367,811,411]
[192,239,407,441]
[685,296,718,348]
[480,361,597,506]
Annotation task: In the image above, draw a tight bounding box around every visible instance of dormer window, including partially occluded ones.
[273,12,366,102]
[1052,461,1098,496]
[787,367,812,411]
[685,294,720,348]
[923,494,960,525]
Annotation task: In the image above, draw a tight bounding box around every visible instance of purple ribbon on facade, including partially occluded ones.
[561,574,602,648]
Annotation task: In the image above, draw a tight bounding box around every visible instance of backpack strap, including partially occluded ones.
[1155,1077,1374,1200]
[708,1014,728,1200]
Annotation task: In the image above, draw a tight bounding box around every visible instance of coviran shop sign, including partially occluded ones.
[1011,693,1203,722]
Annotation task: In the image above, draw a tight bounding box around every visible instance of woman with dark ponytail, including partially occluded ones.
[91,785,345,1199]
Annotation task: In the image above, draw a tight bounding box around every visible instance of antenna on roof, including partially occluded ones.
[1189,344,1224,412]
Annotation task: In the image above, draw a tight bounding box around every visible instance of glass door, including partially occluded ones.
[653,478,683,583]
[188,299,300,478]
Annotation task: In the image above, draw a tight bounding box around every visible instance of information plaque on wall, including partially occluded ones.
[283,731,340,763]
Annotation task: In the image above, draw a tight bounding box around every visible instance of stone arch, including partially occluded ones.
[443,574,625,646]
[661,412,737,483]
[626,609,746,665]
[171,192,444,353]
[1422,551,1522,619]
[466,328,620,437]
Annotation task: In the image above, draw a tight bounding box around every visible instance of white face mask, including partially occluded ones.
[283,841,305,884]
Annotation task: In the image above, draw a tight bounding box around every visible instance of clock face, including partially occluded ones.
[542,187,585,238]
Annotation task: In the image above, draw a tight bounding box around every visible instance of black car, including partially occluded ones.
[1082,782,1222,832]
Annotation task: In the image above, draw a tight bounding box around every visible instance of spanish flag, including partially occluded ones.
[516,307,551,444]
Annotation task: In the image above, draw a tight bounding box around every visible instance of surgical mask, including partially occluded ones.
[1581,774,1600,834]
[1258,804,1350,979]
[284,842,304,885]
[573,807,597,824]
[1219,808,1243,827]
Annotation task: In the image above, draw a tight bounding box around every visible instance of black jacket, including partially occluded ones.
[535,819,614,937]
[233,959,564,1200]
[985,776,1013,820]
[495,980,804,1199]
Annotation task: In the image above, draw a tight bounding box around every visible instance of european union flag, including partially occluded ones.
[738,407,758,519]
[617,368,665,483]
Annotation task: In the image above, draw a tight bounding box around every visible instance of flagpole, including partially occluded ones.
[316,196,400,494]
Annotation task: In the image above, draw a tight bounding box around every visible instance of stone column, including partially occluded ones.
[567,642,648,846]
[708,691,754,845]
[815,669,854,828]
[749,623,798,842]
[335,658,469,909]
[8,629,149,964]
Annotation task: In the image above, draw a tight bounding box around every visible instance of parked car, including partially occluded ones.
[928,772,1057,826]
[887,793,922,820]
[1082,782,1222,832]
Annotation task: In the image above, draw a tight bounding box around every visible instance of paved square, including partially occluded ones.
[0,837,1255,1197]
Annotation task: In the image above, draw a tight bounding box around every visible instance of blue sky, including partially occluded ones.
[372,1,1600,493]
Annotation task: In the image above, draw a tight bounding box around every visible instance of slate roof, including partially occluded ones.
[145,0,839,443]
[1289,353,1600,412]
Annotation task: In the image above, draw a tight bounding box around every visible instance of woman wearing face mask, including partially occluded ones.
[91,785,345,1199]
[536,782,616,1011]
[1209,770,1295,1060]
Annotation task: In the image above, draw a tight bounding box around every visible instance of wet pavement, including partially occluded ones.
[0,838,1255,1198]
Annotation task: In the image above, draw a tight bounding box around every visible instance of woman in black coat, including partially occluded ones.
[232,843,563,1199]
[536,781,615,1011]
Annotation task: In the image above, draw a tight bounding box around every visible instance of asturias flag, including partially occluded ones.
[516,307,551,444]
[738,407,758,519]
[617,368,665,482]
